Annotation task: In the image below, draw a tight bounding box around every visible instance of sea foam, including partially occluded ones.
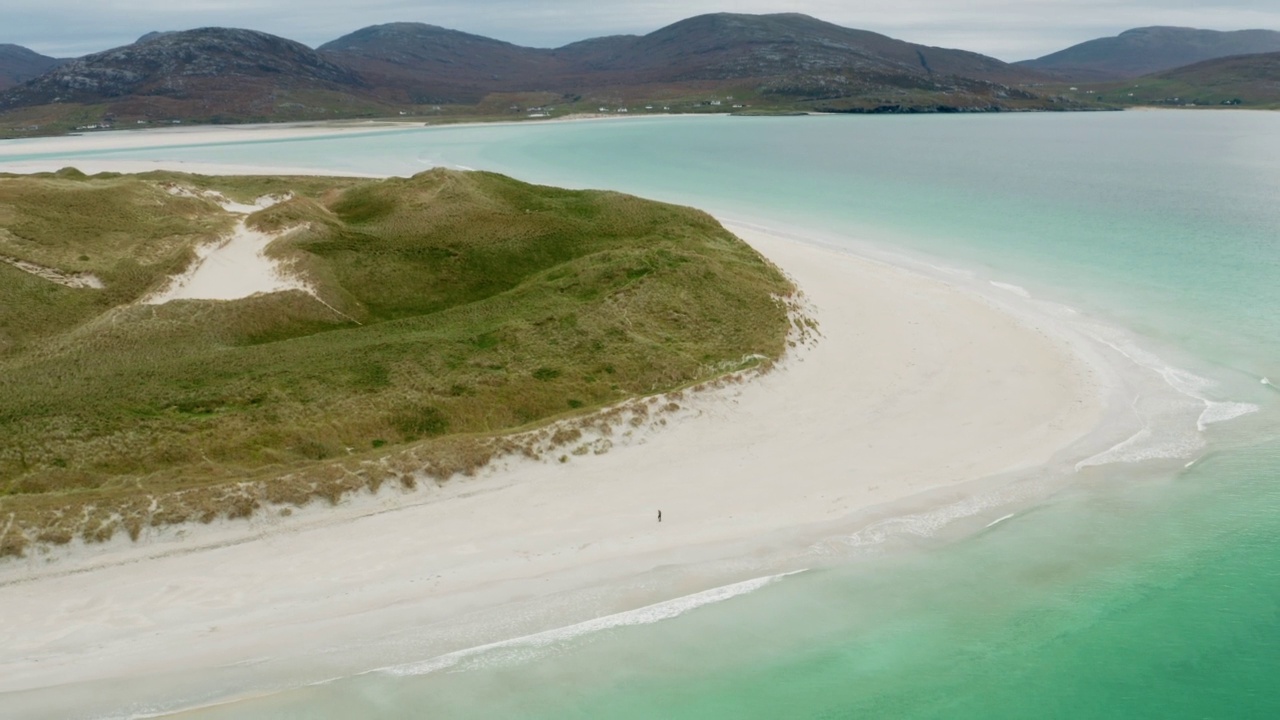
[819,490,1016,551]
[989,280,1032,298]
[1071,321,1259,469]
[375,570,805,678]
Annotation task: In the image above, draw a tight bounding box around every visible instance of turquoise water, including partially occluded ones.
[3,112,1279,718]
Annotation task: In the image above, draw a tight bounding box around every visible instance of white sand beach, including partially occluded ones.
[0,142,1112,707]
[0,121,406,156]
[0,228,1107,696]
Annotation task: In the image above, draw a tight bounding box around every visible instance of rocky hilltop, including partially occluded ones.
[2,28,365,110]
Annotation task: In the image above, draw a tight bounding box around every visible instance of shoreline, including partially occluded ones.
[0,193,1121,714]
[0,113,727,165]
[0,107,1268,156]
[7,139,1209,717]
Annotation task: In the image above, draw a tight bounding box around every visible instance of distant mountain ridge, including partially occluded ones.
[0,13,1099,133]
[550,13,1042,86]
[5,28,363,105]
[0,44,64,90]
[318,13,1051,106]
[1018,26,1280,80]
[0,28,380,121]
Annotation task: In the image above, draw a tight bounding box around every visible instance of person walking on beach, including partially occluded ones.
[658,510,662,523]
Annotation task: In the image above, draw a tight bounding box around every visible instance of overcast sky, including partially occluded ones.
[7,0,1280,61]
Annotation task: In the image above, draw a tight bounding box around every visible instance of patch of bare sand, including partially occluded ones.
[143,190,309,305]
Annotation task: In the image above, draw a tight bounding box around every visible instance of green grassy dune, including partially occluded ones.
[0,168,794,555]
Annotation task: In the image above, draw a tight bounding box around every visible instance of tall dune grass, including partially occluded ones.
[0,168,793,556]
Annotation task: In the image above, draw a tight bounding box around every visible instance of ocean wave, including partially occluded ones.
[1141,361,1260,431]
[1075,323,1259,466]
[376,570,805,678]
[822,490,1013,551]
[1198,400,1260,429]
[985,513,1016,528]
[1074,425,1206,470]
[989,280,1031,298]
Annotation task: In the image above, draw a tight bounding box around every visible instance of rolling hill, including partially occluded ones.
[318,23,564,104]
[0,28,391,124]
[1018,26,1280,80]
[552,13,1043,86]
[0,44,63,90]
[1106,51,1280,107]
[321,13,1056,110]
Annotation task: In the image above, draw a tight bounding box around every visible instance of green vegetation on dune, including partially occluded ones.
[0,168,794,555]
